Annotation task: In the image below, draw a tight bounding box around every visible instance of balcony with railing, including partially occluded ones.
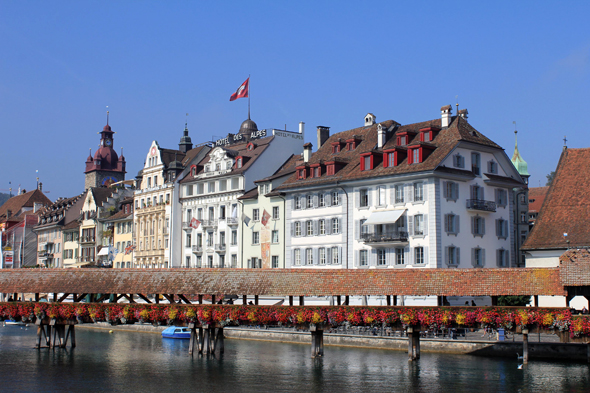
[226,217,239,225]
[79,236,96,244]
[466,199,496,212]
[215,243,226,252]
[361,230,408,245]
[192,245,203,253]
[182,221,191,230]
[201,219,218,228]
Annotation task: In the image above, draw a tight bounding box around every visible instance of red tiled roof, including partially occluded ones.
[0,268,565,296]
[277,115,506,191]
[559,248,590,286]
[522,148,590,250]
[102,209,132,221]
[0,189,51,223]
[528,186,549,214]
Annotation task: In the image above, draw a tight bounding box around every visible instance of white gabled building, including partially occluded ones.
[179,119,304,268]
[276,107,524,304]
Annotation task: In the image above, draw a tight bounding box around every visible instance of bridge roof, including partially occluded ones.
[0,268,566,297]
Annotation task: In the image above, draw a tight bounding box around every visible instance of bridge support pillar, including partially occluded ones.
[299,296,304,306]
[254,295,259,305]
[386,296,391,306]
[345,296,349,305]
[310,326,323,358]
[289,296,293,306]
[522,328,529,364]
[407,327,420,361]
[393,295,397,306]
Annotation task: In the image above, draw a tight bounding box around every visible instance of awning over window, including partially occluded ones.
[362,209,406,226]
[97,247,110,256]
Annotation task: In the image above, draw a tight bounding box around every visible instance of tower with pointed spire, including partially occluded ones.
[178,121,193,153]
[511,130,530,185]
[84,113,126,189]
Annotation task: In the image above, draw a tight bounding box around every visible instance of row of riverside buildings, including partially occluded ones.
[1,105,538,282]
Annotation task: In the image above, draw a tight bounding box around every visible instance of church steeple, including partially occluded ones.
[178,115,193,153]
[511,129,530,183]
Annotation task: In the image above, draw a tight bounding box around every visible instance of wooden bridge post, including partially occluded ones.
[336,296,341,306]
[242,295,247,305]
[522,328,529,364]
[393,295,397,306]
[310,325,323,358]
[69,325,76,348]
[199,295,204,304]
[254,295,259,305]
[202,326,210,355]
[386,296,391,306]
[407,326,419,361]
[533,295,539,308]
[188,323,196,356]
[299,296,304,306]
[215,328,224,355]
[345,296,349,305]
[198,327,204,355]
[289,296,293,306]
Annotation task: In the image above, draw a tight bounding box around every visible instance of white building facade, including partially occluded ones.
[277,108,524,305]
[179,120,304,268]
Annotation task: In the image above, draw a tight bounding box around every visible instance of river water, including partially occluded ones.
[0,325,589,392]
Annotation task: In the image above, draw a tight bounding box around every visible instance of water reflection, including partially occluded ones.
[0,325,589,392]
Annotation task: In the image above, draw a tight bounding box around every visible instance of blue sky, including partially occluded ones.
[1,1,589,198]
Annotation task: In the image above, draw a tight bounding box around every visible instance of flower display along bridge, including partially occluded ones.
[1,261,590,362]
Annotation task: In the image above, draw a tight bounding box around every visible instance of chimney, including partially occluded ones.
[303,142,313,163]
[377,124,386,148]
[299,122,305,134]
[364,113,376,126]
[317,126,330,148]
[441,105,452,128]
[458,109,468,119]
[34,202,42,213]
[38,182,43,191]
[6,210,12,218]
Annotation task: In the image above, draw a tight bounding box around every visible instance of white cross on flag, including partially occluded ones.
[230,77,249,101]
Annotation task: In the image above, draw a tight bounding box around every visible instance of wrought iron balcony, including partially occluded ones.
[361,231,408,244]
[215,243,226,251]
[466,199,496,212]
[80,236,96,244]
[226,217,239,225]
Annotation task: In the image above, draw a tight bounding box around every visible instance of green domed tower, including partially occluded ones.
[511,130,529,185]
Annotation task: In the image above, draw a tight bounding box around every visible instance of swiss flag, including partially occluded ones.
[189,217,201,229]
[230,77,249,101]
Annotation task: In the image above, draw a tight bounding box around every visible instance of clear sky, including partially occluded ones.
[1,1,589,198]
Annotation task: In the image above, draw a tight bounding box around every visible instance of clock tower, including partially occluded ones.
[84,120,126,189]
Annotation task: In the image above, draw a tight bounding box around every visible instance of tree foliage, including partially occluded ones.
[498,296,531,307]
[546,171,556,186]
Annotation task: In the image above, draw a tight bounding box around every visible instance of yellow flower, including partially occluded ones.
[297,311,305,324]
[139,309,149,319]
[365,316,374,324]
[186,309,196,319]
[311,312,322,324]
[248,312,257,322]
[542,313,554,326]
[456,314,466,325]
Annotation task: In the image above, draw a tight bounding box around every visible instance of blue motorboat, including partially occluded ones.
[161,326,191,339]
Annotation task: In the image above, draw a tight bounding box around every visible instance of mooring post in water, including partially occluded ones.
[202,325,210,355]
[415,329,420,359]
[587,342,590,363]
[522,328,529,364]
[69,325,76,348]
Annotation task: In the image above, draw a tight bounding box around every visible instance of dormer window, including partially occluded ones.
[310,163,322,178]
[345,138,360,151]
[419,126,441,142]
[205,165,210,172]
[325,160,344,176]
[407,144,436,164]
[247,142,255,151]
[383,148,407,167]
[190,165,197,177]
[396,131,417,147]
[360,152,375,171]
[236,157,243,169]
[296,166,307,180]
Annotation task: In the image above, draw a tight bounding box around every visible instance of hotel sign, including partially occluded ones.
[214,129,268,147]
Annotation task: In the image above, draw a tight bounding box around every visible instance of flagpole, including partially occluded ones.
[248,74,251,120]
